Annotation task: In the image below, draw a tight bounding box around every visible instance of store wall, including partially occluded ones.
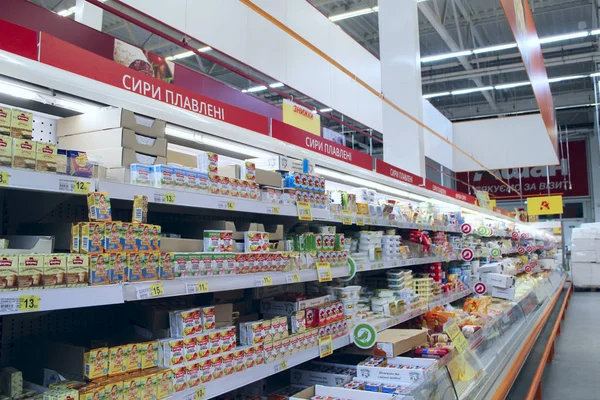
[453,114,560,171]
[119,0,384,132]
[422,99,453,170]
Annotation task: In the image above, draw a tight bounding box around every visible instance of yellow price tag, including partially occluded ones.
[316,262,332,282]
[263,276,273,286]
[271,206,280,215]
[318,335,333,358]
[445,322,461,338]
[446,321,469,354]
[149,282,164,297]
[194,386,206,400]
[341,210,353,225]
[280,360,288,370]
[297,201,313,221]
[292,274,301,283]
[19,295,40,312]
[164,193,176,204]
[197,281,209,293]
[0,171,9,186]
[355,215,365,226]
[226,201,235,210]
[73,180,89,194]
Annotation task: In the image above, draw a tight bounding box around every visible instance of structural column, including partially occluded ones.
[75,0,103,31]
[379,0,425,177]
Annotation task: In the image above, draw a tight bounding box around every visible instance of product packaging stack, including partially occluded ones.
[571,223,600,287]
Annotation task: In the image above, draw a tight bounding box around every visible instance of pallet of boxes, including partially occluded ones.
[57,107,167,180]
[571,223,600,289]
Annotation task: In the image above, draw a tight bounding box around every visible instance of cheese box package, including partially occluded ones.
[66,254,88,287]
[156,370,173,400]
[159,252,174,280]
[108,345,129,375]
[84,347,109,380]
[127,253,145,282]
[105,221,123,252]
[12,139,36,170]
[122,376,140,400]
[43,254,67,288]
[0,107,11,136]
[132,195,148,224]
[140,341,159,369]
[136,224,152,251]
[70,223,80,253]
[103,381,123,400]
[35,143,58,173]
[66,150,93,178]
[121,222,137,252]
[109,252,127,283]
[87,192,112,221]
[152,165,175,188]
[143,252,159,280]
[10,110,32,139]
[0,136,12,167]
[89,253,110,285]
[0,256,18,292]
[17,254,43,290]
[130,163,153,186]
[81,222,105,253]
[150,225,161,251]
[126,343,142,372]
[159,338,185,366]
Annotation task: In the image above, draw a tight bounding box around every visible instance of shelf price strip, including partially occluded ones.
[136,282,165,299]
[316,262,332,282]
[296,201,313,221]
[318,335,333,358]
[154,192,176,204]
[58,178,90,194]
[185,281,210,294]
[218,200,235,210]
[0,295,41,313]
[286,273,301,284]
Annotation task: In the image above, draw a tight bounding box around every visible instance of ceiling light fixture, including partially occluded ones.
[451,86,494,95]
[472,43,518,54]
[421,50,472,63]
[241,82,284,93]
[423,91,451,99]
[494,81,531,90]
[165,46,212,61]
[547,75,586,83]
[319,108,333,112]
[0,81,42,100]
[538,31,589,44]
[269,82,284,88]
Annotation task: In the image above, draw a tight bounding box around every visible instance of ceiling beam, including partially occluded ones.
[419,2,499,111]
[453,0,489,47]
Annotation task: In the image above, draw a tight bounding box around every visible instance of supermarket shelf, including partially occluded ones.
[122,266,351,301]
[321,213,461,233]
[0,167,95,195]
[356,256,457,272]
[174,335,352,400]
[0,285,124,315]
[97,180,330,219]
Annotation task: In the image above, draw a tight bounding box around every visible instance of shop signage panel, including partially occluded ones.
[0,19,38,60]
[424,179,477,205]
[375,159,424,187]
[457,141,587,198]
[282,99,321,136]
[271,119,372,169]
[38,34,270,135]
[527,195,563,216]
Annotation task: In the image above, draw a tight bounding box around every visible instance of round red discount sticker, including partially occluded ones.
[460,223,472,234]
[512,231,519,240]
[517,246,526,255]
[461,248,475,261]
[525,265,532,273]
[474,282,487,295]
[526,245,535,253]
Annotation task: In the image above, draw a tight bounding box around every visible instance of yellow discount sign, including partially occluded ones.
[527,195,563,216]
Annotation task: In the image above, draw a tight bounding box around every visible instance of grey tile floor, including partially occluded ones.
[541,292,600,400]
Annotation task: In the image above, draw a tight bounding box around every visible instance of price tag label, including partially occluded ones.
[74,180,90,194]
[0,171,8,186]
[341,210,353,225]
[268,206,280,215]
[194,386,206,400]
[297,201,313,221]
[316,262,332,282]
[164,193,176,204]
[274,359,288,373]
[318,335,333,358]
[263,276,273,286]
[355,215,365,226]
[446,321,469,354]
[197,281,209,293]
[150,282,164,297]
[286,274,301,284]
[18,295,40,312]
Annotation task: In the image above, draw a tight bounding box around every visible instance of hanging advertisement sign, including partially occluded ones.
[282,99,321,136]
[499,0,558,155]
[322,127,346,146]
[457,141,587,198]
[527,195,564,216]
[113,39,175,84]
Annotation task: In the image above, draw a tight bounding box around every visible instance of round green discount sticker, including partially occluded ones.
[353,322,377,349]
[340,257,357,282]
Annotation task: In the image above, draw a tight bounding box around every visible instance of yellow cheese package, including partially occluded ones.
[155,370,173,400]
[87,192,112,221]
[43,254,67,289]
[35,143,58,173]
[10,110,32,139]
[0,255,18,292]
[0,136,13,167]
[70,223,80,253]
[66,254,88,287]
[12,139,36,170]
[17,254,43,290]
[132,195,148,223]
[0,107,11,136]
[84,347,109,380]
[140,341,158,369]
[126,343,141,372]
[104,380,123,400]
[108,345,129,376]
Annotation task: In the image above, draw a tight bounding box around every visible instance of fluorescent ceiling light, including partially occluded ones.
[165,46,211,61]
[423,91,451,99]
[473,43,517,54]
[495,81,530,90]
[452,86,493,95]
[242,85,267,93]
[319,108,333,112]
[591,29,600,36]
[539,31,589,44]
[51,97,103,113]
[547,75,586,83]
[0,81,42,101]
[590,72,600,77]
[58,6,76,16]
[329,6,378,22]
[421,50,472,63]
[269,82,284,88]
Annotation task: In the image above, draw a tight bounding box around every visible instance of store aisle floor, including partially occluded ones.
[541,292,600,400]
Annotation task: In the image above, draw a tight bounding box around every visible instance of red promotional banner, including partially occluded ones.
[38,34,270,135]
[0,20,38,60]
[500,0,558,156]
[424,179,477,205]
[375,159,424,187]
[271,119,372,170]
[457,141,588,198]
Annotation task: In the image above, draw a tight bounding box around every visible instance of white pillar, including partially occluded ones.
[75,0,103,31]
[379,0,425,178]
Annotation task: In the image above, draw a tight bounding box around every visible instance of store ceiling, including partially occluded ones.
[27,0,597,145]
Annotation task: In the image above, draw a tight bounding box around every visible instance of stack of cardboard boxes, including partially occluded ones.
[57,107,167,171]
[571,223,600,287]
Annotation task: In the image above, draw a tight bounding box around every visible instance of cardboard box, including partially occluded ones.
[167,149,197,168]
[248,156,310,174]
[58,107,165,138]
[346,329,428,358]
[85,147,166,168]
[58,128,168,157]
[486,273,516,289]
[255,169,282,187]
[573,262,593,286]
[572,239,596,251]
[490,285,516,300]
[160,238,203,252]
[290,367,354,387]
[572,250,597,263]
[260,295,331,314]
[220,165,241,179]
[291,385,393,400]
[356,356,436,384]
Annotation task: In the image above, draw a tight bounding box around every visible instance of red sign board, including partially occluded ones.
[0,19,38,60]
[500,0,558,156]
[424,179,477,205]
[38,34,270,135]
[375,159,424,187]
[457,141,588,198]
[271,119,372,169]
